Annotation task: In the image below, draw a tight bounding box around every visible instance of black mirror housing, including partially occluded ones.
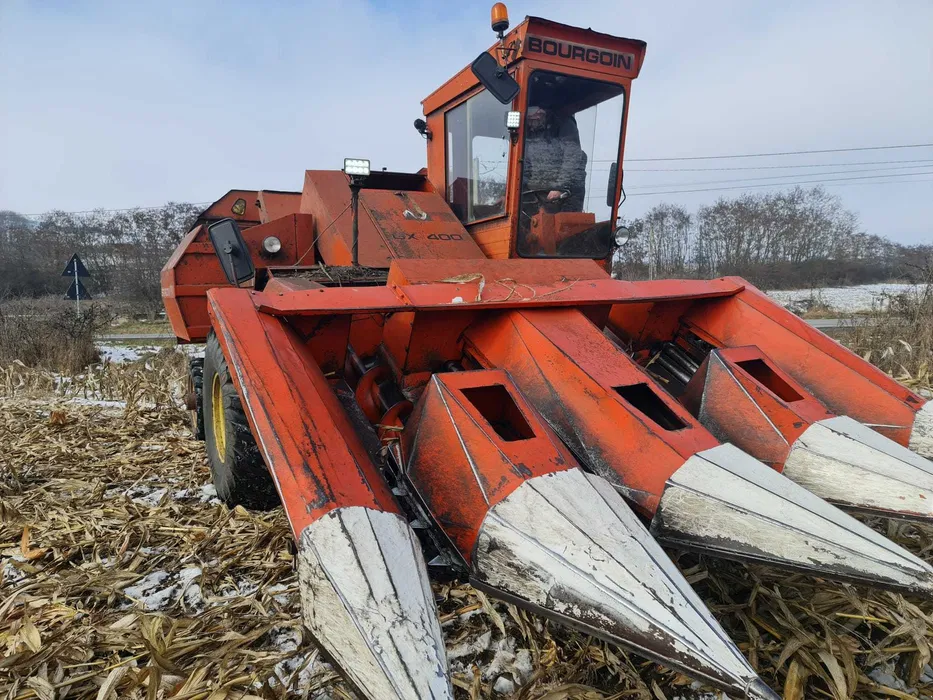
[606,162,619,208]
[470,52,520,104]
[208,218,255,287]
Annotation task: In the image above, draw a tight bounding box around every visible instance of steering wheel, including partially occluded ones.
[522,188,570,206]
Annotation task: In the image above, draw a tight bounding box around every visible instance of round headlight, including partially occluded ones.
[613,226,633,247]
[262,236,282,255]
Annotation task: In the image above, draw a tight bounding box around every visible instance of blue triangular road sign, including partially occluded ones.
[64,279,92,300]
[61,253,91,278]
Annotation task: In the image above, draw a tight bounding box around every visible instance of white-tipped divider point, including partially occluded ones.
[653,444,933,596]
[784,416,933,520]
[473,468,772,699]
[910,402,933,459]
[297,507,452,700]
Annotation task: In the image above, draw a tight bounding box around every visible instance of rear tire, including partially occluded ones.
[186,357,205,440]
[202,332,279,510]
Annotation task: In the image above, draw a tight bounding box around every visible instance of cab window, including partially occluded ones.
[445,89,510,223]
[517,71,625,258]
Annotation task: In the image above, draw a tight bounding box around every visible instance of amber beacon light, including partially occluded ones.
[491,3,509,34]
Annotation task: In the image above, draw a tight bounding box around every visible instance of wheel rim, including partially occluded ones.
[211,374,227,456]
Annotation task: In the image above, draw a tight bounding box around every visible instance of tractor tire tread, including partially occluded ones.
[188,357,205,440]
[202,333,279,510]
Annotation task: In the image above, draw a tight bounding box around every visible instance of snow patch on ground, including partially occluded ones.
[767,283,928,313]
[448,632,534,694]
[105,483,170,506]
[121,567,203,611]
[66,397,127,408]
[267,626,330,690]
[96,344,165,363]
[2,554,29,585]
[199,483,221,504]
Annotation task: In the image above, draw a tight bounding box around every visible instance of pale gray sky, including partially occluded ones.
[1,0,931,243]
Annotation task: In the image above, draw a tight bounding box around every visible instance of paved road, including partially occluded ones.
[806,318,853,329]
[98,334,175,341]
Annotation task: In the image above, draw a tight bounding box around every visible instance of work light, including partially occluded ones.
[343,158,371,177]
[506,111,521,129]
[262,236,282,255]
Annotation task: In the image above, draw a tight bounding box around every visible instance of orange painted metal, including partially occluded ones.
[524,211,597,256]
[676,281,925,444]
[257,260,743,317]
[207,287,397,536]
[681,346,834,470]
[387,257,609,286]
[464,308,718,515]
[400,369,576,560]
[195,189,262,227]
[299,170,485,267]
[422,17,645,258]
[161,214,316,342]
[421,16,646,116]
[258,190,302,223]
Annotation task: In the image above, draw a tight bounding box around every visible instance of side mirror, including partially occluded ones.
[208,218,255,287]
[471,52,520,104]
[614,225,633,247]
[606,162,619,208]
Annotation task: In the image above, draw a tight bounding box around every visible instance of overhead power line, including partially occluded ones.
[624,163,933,191]
[13,143,933,215]
[619,158,933,172]
[618,142,933,163]
[627,171,933,197]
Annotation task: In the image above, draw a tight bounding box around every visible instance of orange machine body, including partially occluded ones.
[162,13,928,537]
[160,13,933,697]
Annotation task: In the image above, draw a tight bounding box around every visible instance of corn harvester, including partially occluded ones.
[161,6,933,698]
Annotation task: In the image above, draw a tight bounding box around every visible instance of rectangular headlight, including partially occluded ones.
[344,158,371,177]
[506,111,521,129]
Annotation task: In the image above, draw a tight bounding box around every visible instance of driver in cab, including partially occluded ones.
[521,105,587,212]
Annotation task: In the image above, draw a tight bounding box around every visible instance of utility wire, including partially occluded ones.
[624,163,933,191]
[627,171,933,197]
[617,158,933,172]
[611,142,933,163]
[15,143,933,215]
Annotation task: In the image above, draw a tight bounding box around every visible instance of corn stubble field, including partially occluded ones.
[2,284,933,700]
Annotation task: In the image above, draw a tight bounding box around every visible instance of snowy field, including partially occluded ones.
[766,282,928,314]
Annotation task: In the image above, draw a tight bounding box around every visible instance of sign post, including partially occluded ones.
[61,254,92,314]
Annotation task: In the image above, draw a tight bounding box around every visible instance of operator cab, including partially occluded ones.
[420,6,646,265]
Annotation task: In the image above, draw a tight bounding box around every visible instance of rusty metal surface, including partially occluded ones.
[681,347,833,469]
[299,171,485,267]
[463,308,717,515]
[400,370,575,559]
[256,267,743,317]
[161,215,315,343]
[194,189,262,227]
[679,281,925,445]
[207,287,397,535]
[257,190,301,223]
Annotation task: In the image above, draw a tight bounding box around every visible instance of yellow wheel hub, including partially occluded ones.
[211,374,227,456]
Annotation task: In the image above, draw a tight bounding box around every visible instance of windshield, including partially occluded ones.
[517,70,625,258]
